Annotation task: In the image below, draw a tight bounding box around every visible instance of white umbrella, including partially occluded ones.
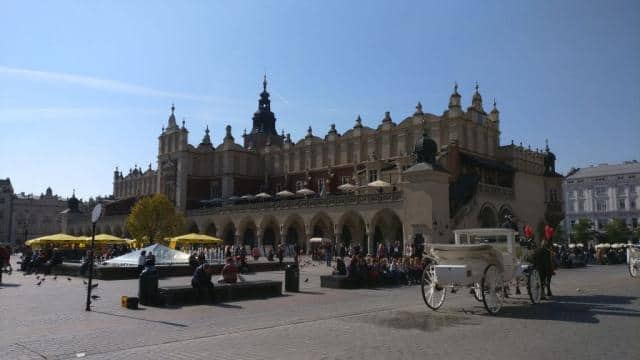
[337,183,357,192]
[255,192,272,199]
[296,188,315,196]
[367,180,392,188]
[276,190,295,198]
[241,194,255,200]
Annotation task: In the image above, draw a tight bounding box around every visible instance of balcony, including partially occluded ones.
[188,191,404,215]
[477,183,514,199]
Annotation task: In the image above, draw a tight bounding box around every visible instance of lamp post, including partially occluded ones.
[85,203,103,311]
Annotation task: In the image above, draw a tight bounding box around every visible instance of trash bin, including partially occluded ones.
[285,264,299,292]
[138,265,159,306]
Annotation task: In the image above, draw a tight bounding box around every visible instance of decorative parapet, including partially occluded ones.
[187,191,403,216]
[477,183,514,199]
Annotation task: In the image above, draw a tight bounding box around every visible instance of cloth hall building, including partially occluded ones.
[62,79,564,254]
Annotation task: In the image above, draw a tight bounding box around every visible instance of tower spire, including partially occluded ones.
[263,74,267,92]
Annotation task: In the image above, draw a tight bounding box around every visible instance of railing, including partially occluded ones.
[477,183,514,199]
[188,191,404,215]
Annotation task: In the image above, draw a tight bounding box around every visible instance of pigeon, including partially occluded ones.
[83,280,88,285]
[36,281,42,286]
[53,276,57,280]
[36,275,40,280]
[304,278,309,283]
[91,283,99,289]
[67,277,72,281]
[91,295,100,300]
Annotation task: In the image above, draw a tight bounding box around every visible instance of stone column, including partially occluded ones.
[367,232,374,256]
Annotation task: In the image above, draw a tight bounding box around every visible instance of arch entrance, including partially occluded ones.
[338,211,367,254]
[222,222,236,245]
[479,205,498,228]
[371,208,404,252]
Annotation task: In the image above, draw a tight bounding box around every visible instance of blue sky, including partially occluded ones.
[1,0,639,200]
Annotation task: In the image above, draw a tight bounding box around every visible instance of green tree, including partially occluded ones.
[572,219,593,244]
[604,218,630,243]
[126,194,185,245]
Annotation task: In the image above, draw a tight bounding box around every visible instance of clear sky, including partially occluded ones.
[1,0,639,200]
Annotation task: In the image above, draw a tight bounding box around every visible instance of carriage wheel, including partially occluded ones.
[630,258,639,278]
[473,283,483,302]
[481,264,504,315]
[421,264,446,310]
[527,268,542,304]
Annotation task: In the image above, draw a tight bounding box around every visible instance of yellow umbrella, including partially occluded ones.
[169,233,223,249]
[25,233,83,247]
[89,233,127,245]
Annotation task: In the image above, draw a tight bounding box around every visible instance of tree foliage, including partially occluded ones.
[126,194,185,245]
[572,219,593,244]
[604,218,630,243]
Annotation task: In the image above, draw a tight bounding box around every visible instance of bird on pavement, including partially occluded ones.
[67,277,72,281]
[91,283,99,289]
[83,280,88,285]
[91,295,100,300]
[53,276,57,280]
[36,281,42,286]
[304,278,309,282]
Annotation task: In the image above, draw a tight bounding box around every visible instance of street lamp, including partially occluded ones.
[85,203,103,311]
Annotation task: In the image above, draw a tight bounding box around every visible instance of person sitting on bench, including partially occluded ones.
[191,263,214,303]
[333,257,347,275]
[220,257,239,283]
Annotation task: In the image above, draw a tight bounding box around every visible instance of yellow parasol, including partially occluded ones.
[25,233,83,247]
[79,233,128,245]
[168,233,223,249]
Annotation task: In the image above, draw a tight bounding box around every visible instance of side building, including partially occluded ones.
[563,161,640,237]
[64,80,564,254]
[0,178,68,247]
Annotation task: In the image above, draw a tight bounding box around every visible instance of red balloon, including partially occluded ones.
[544,225,554,241]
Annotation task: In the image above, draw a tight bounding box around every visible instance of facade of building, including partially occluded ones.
[563,161,640,236]
[0,178,68,246]
[63,80,564,253]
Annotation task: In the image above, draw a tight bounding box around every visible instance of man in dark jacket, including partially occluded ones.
[191,263,214,303]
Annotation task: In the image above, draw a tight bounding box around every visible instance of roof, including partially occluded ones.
[567,161,640,179]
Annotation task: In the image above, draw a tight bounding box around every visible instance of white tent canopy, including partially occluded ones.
[104,243,189,267]
[309,237,332,244]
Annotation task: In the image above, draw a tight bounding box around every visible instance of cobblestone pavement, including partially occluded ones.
[1,257,639,360]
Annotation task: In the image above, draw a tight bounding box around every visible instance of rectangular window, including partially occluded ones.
[317,178,325,194]
[341,176,351,185]
[616,185,626,195]
[633,218,638,228]
[595,186,607,196]
[631,200,637,209]
[596,200,607,212]
[579,200,586,212]
[368,169,378,183]
[619,199,626,209]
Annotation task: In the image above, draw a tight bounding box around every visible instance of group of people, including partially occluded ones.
[190,256,242,303]
[338,254,428,287]
[18,246,63,275]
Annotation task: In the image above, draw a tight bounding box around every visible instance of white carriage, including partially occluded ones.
[629,245,640,278]
[421,228,542,314]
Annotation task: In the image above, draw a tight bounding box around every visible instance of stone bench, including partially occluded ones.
[320,275,361,289]
[158,280,282,306]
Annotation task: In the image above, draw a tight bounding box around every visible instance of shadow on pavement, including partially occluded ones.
[0,283,21,288]
[493,294,640,323]
[93,310,189,328]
